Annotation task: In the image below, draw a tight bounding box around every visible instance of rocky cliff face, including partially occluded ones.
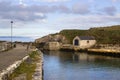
[35,34,68,44]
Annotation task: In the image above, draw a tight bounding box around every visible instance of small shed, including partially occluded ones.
[73,36,96,49]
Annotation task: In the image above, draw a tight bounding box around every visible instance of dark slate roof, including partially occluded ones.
[78,36,95,40]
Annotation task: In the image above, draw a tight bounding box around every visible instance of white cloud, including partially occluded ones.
[59,14,120,29]
[0,0,119,30]
[72,3,90,14]
[19,0,23,5]
[0,1,91,25]
[35,13,45,17]
[33,0,69,2]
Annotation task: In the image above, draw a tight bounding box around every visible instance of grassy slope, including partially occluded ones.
[59,25,120,44]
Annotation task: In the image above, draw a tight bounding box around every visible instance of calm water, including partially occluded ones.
[43,51,120,80]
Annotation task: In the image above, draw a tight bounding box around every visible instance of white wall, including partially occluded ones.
[79,40,96,49]
[73,36,96,49]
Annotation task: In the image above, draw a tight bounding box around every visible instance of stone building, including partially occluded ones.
[44,42,60,50]
[73,36,96,49]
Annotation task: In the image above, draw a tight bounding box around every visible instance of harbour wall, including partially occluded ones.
[0,50,43,80]
[0,56,29,80]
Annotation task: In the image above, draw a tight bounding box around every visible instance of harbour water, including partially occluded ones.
[43,51,120,80]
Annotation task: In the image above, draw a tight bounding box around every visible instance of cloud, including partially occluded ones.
[34,0,70,2]
[0,0,118,29]
[58,5,70,13]
[0,1,60,22]
[0,1,91,23]
[0,0,70,4]
[59,14,120,29]
[72,3,90,14]
[103,6,117,15]
[0,1,47,22]
[0,11,46,22]
[112,0,120,2]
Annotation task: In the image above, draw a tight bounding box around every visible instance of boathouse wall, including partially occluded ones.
[73,36,96,49]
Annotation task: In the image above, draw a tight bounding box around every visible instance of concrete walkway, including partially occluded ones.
[0,44,29,73]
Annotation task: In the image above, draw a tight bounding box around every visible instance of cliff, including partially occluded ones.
[35,34,68,44]
[35,25,120,44]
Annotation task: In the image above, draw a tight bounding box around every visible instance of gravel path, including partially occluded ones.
[0,44,30,72]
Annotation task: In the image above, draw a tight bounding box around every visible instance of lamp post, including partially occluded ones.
[11,21,13,48]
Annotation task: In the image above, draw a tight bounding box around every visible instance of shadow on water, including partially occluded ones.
[43,51,120,80]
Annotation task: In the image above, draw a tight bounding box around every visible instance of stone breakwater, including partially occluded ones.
[32,50,43,80]
[0,50,43,80]
[0,56,29,80]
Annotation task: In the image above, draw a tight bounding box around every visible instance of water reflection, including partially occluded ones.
[43,51,120,80]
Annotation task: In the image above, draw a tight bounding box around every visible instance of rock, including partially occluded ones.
[13,73,26,80]
[35,34,68,44]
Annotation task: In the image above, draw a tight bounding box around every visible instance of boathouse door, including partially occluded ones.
[74,39,79,46]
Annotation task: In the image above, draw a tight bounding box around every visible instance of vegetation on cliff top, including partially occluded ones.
[59,25,120,44]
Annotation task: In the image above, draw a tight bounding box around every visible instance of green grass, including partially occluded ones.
[59,25,120,44]
[29,51,40,61]
[9,51,40,80]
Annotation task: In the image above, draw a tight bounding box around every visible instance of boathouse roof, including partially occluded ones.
[77,36,95,40]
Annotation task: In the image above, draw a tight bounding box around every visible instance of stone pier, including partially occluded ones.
[32,50,43,80]
[0,44,30,80]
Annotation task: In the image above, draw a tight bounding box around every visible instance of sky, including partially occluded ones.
[0,0,120,40]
